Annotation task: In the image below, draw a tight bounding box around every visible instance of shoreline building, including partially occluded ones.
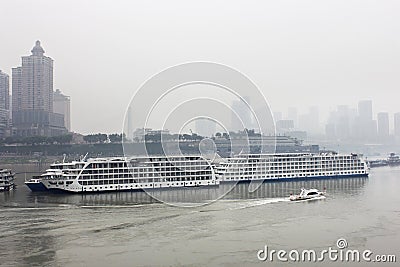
[195,118,216,138]
[377,112,389,141]
[0,70,10,137]
[394,113,400,144]
[354,100,377,142]
[231,96,254,131]
[53,89,71,131]
[12,41,66,136]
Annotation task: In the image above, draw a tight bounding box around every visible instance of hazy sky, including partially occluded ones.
[1,0,399,134]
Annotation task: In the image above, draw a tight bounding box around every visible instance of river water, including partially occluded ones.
[0,164,399,266]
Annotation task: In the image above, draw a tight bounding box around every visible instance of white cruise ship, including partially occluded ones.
[0,169,15,192]
[26,155,217,193]
[215,152,369,182]
[26,152,368,193]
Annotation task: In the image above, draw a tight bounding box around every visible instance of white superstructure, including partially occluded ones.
[216,152,369,182]
[27,152,369,193]
[0,169,15,191]
[27,155,217,193]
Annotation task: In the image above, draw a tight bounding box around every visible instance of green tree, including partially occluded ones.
[109,133,122,143]
[83,133,108,143]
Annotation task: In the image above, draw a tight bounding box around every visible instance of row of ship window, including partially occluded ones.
[81,180,212,191]
[81,166,210,174]
[51,164,84,170]
[222,166,365,171]
[226,160,363,165]
[88,161,207,169]
[221,167,364,175]
[78,171,212,179]
[77,177,211,185]
[223,170,366,179]
[149,157,202,161]
[232,157,360,161]
[222,165,364,171]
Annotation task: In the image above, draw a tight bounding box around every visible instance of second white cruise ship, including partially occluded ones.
[215,152,368,182]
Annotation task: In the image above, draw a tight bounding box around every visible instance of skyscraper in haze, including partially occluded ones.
[273,111,282,122]
[298,106,320,134]
[12,41,66,136]
[53,89,71,131]
[336,105,350,139]
[394,113,400,137]
[231,96,253,131]
[377,112,389,139]
[0,70,10,110]
[288,107,298,128]
[354,100,377,142]
[195,118,216,137]
[126,106,133,140]
[0,70,10,137]
[358,100,373,121]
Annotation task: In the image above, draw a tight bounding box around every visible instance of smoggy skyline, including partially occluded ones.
[1,0,399,134]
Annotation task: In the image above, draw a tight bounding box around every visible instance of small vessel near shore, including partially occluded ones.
[387,153,400,166]
[289,188,326,201]
[367,153,400,168]
[0,169,15,192]
[368,159,388,168]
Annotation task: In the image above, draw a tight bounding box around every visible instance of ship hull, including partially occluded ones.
[25,182,48,192]
[0,185,14,192]
[42,183,220,194]
[42,180,219,193]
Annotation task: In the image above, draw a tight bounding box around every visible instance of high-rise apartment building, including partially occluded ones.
[231,96,253,131]
[354,100,377,142]
[288,107,298,128]
[12,41,66,136]
[195,118,217,138]
[377,112,389,138]
[0,70,10,110]
[53,89,71,131]
[394,113,400,137]
[358,100,373,121]
[0,70,10,137]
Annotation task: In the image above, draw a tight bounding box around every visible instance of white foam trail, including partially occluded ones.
[3,207,67,211]
[80,204,148,209]
[58,204,78,208]
[229,197,290,210]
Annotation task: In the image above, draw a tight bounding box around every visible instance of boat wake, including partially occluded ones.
[2,204,79,211]
[228,197,290,210]
[80,204,154,209]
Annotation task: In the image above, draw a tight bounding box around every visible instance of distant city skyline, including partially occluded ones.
[0,1,399,134]
[271,98,400,144]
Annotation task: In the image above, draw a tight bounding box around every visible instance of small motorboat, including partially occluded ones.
[289,188,326,201]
